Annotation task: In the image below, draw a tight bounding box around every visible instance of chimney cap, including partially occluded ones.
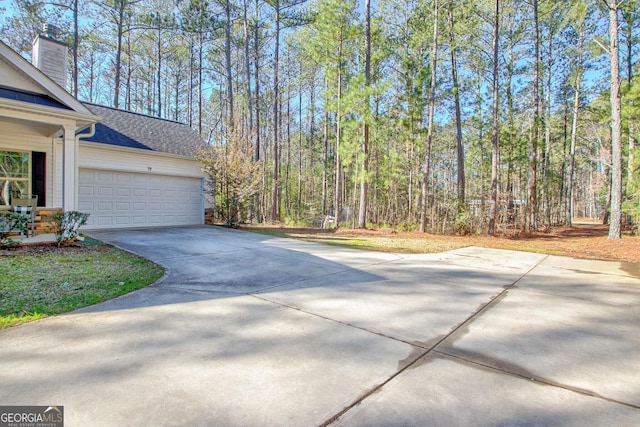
[42,23,61,39]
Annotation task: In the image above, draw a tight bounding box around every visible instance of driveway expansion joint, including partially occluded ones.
[433,349,640,411]
[318,255,549,427]
[64,228,639,425]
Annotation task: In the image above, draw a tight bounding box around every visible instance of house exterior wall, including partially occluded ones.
[0,57,44,94]
[0,127,205,212]
[0,120,59,207]
[78,142,204,178]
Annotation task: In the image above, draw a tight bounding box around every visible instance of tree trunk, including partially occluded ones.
[506,12,515,227]
[271,0,281,222]
[156,26,162,117]
[125,26,132,110]
[420,0,439,233]
[622,7,636,188]
[113,0,127,109]
[605,0,623,239]
[199,33,204,136]
[253,6,262,221]
[285,70,291,218]
[254,0,261,161]
[449,0,465,207]
[72,0,78,97]
[334,39,343,228]
[358,0,371,228]
[188,36,193,128]
[298,77,303,219]
[243,0,253,137]
[225,0,234,128]
[543,27,554,225]
[568,20,584,227]
[322,106,328,216]
[488,0,500,236]
[526,0,540,233]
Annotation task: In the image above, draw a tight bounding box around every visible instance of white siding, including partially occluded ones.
[0,121,59,207]
[0,57,45,94]
[79,142,204,178]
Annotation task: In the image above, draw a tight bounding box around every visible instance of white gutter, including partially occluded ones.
[75,123,96,140]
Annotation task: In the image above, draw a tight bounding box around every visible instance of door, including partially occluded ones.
[78,169,203,229]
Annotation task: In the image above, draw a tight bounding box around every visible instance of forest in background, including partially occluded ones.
[1,0,639,237]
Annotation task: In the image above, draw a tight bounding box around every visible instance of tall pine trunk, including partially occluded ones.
[488,0,500,236]
[526,0,540,233]
[449,0,465,207]
[568,17,584,227]
[334,39,343,228]
[271,0,281,222]
[243,0,253,137]
[358,0,371,228]
[420,0,439,233]
[113,0,127,109]
[605,0,623,239]
[225,0,234,127]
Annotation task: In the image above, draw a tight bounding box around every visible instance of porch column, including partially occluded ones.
[62,123,78,211]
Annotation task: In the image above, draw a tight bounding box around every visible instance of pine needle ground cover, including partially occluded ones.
[244,223,640,265]
[0,243,164,328]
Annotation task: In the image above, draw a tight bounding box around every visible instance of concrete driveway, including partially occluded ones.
[1,226,639,426]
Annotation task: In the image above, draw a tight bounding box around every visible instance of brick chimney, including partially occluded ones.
[32,23,68,90]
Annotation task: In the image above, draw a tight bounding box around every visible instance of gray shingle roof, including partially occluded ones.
[83,103,205,157]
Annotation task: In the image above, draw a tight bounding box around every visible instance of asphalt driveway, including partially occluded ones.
[1,226,639,426]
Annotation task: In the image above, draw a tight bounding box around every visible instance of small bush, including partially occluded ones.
[0,212,28,248]
[453,209,472,235]
[51,211,90,247]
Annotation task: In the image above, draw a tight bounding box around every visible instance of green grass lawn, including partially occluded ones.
[0,242,164,328]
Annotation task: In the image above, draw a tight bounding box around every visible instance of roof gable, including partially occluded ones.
[0,40,93,116]
[83,103,205,157]
[0,54,44,94]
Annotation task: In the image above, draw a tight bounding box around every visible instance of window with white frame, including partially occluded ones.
[0,150,30,206]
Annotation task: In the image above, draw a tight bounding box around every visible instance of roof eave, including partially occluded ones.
[0,97,100,128]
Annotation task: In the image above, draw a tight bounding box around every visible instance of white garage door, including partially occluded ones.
[79,169,203,229]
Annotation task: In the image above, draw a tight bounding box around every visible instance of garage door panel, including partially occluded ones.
[97,216,113,226]
[116,188,130,197]
[78,186,94,196]
[79,169,203,229]
[132,216,146,224]
[97,171,115,182]
[116,216,131,224]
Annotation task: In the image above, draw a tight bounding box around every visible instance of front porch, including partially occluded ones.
[1,207,61,235]
[0,40,99,215]
[31,207,61,233]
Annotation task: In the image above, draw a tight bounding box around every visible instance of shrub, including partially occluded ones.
[0,211,28,248]
[51,211,90,247]
[453,208,472,235]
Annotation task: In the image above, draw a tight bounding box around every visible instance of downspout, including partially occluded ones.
[63,123,94,211]
[76,123,96,140]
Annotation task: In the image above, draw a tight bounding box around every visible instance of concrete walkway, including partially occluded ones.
[1,226,639,426]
